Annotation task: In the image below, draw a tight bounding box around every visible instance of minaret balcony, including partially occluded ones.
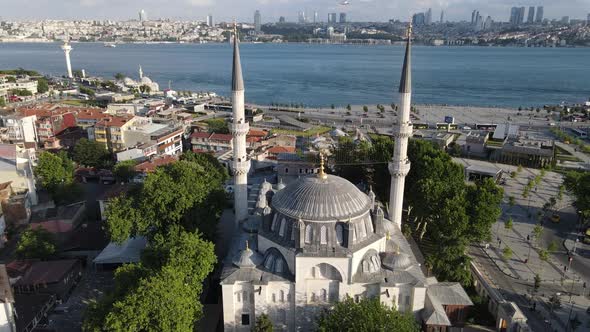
[388,159,411,178]
[232,159,251,175]
[393,124,413,139]
[230,122,250,136]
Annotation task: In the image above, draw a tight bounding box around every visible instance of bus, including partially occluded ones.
[475,124,498,131]
[412,123,429,129]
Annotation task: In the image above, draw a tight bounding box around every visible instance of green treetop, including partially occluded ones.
[316,297,420,332]
[73,138,110,168]
[16,227,57,260]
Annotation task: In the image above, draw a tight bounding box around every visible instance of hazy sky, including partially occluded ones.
[2,0,589,22]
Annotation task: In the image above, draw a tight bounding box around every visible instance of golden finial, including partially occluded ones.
[386,231,391,241]
[245,240,250,251]
[318,153,328,180]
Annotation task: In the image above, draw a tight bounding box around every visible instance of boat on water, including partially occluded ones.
[104,43,116,48]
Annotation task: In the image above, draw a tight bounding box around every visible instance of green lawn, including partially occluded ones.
[271,126,331,137]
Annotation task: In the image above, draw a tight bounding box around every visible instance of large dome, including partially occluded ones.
[271,174,371,221]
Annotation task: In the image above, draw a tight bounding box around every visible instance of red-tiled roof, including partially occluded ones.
[268,146,296,154]
[209,133,233,142]
[15,260,79,286]
[96,115,133,128]
[30,221,73,234]
[134,155,178,173]
[191,132,211,139]
[6,260,35,278]
[248,129,268,137]
[0,144,16,160]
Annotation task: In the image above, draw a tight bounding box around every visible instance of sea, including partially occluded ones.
[1,42,589,108]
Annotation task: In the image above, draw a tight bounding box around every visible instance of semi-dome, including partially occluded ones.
[382,252,413,271]
[271,174,371,221]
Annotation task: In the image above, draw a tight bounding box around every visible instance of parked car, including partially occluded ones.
[551,214,560,223]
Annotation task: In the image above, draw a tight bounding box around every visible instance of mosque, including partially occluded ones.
[220,26,472,332]
[122,65,160,93]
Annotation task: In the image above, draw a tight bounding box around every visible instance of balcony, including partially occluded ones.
[230,123,249,136]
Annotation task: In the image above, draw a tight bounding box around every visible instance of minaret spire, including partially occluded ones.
[230,20,251,225]
[388,22,413,229]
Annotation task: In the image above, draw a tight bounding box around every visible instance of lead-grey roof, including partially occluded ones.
[232,33,244,91]
[271,174,372,221]
[398,27,412,94]
[427,282,473,306]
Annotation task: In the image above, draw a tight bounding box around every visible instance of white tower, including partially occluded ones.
[230,26,251,225]
[139,65,143,79]
[61,40,73,79]
[388,24,413,229]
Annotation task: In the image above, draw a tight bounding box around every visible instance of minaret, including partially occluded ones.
[388,23,413,229]
[230,25,251,225]
[139,65,143,79]
[61,38,73,79]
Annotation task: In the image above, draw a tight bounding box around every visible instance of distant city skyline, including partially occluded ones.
[0,0,588,23]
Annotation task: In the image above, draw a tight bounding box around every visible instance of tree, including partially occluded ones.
[79,86,95,96]
[547,240,559,252]
[346,104,351,111]
[114,73,125,80]
[466,178,504,243]
[139,84,152,94]
[35,151,74,192]
[509,196,515,207]
[504,218,513,231]
[83,227,216,332]
[330,104,335,109]
[316,297,420,332]
[502,247,513,260]
[363,105,369,113]
[10,89,33,97]
[253,313,274,332]
[534,274,541,292]
[16,227,56,260]
[106,156,228,243]
[0,97,5,107]
[113,160,137,182]
[73,138,110,168]
[36,77,49,93]
[533,224,544,246]
[204,118,229,134]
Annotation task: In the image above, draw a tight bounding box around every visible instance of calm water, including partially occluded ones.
[1,42,589,107]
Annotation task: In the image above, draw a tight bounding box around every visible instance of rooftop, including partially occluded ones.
[15,259,79,286]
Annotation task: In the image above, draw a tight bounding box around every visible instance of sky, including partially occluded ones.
[1,0,589,23]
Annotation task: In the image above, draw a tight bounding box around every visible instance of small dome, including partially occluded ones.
[261,179,272,192]
[141,76,153,84]
[123,77,135,85]
[382,252,413,271]
[232,245,263,268]
[272,174,371,221]
[256,193,267,209]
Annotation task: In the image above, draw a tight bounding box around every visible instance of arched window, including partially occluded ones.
[272,293,276,302]
[336,224,344,246]
[362,260,369,273]
[371,255,380,270]
[237,292,241,302]
[320,226,327,244]
[305,225,313,244]
[320,289,327,302]
[264,255,275,270]
[271,215,278,231]
[290,224,296,241]
[275,258,284,274]
[359,221,367,238]
[243,291,247,302]
[352,228,357,242]
[279,218,286,236]
[366,217,374,233]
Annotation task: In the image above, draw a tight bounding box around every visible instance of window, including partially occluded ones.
[320,226,327,244]
[336,224,344,245]
[275,259,284,274]
[311,292,317,302]
[285,168,289,174]
[371,256,380,270]
[320,289,327,302]
[243,291,248,302]
[305,225,313,244]
[271,215,278,231]
[405,295,410,305]
[279,218,286,237]
[366,218,374,233]
[280,290,285,302]
[291,224,296,241]
[397,294,402,306]
[272,293,276,302]
[359,221,367,238]
[237,292,241,302]
[362,260,369,273]
[241,314,250,325]
[352,228,357,243]
[264,255,275,270]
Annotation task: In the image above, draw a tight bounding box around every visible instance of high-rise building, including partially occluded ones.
[314,11,318,23]
[279,16,286,23]
[412,13,425,26]
[587,13,590,25]
[484,16,493,30]
[510,7,525,25]
[328,13,337,23]
[440,10,444,23]
[138,9,147,22]
[536,6,544,23]
[561,16,569,24]
[206,14,213,27]
[298,11,306,24]
[527,6,535,24]
[339,13,347,23]
[254,10,261,32]
[471,10,477,24]
[425,8,432,25]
